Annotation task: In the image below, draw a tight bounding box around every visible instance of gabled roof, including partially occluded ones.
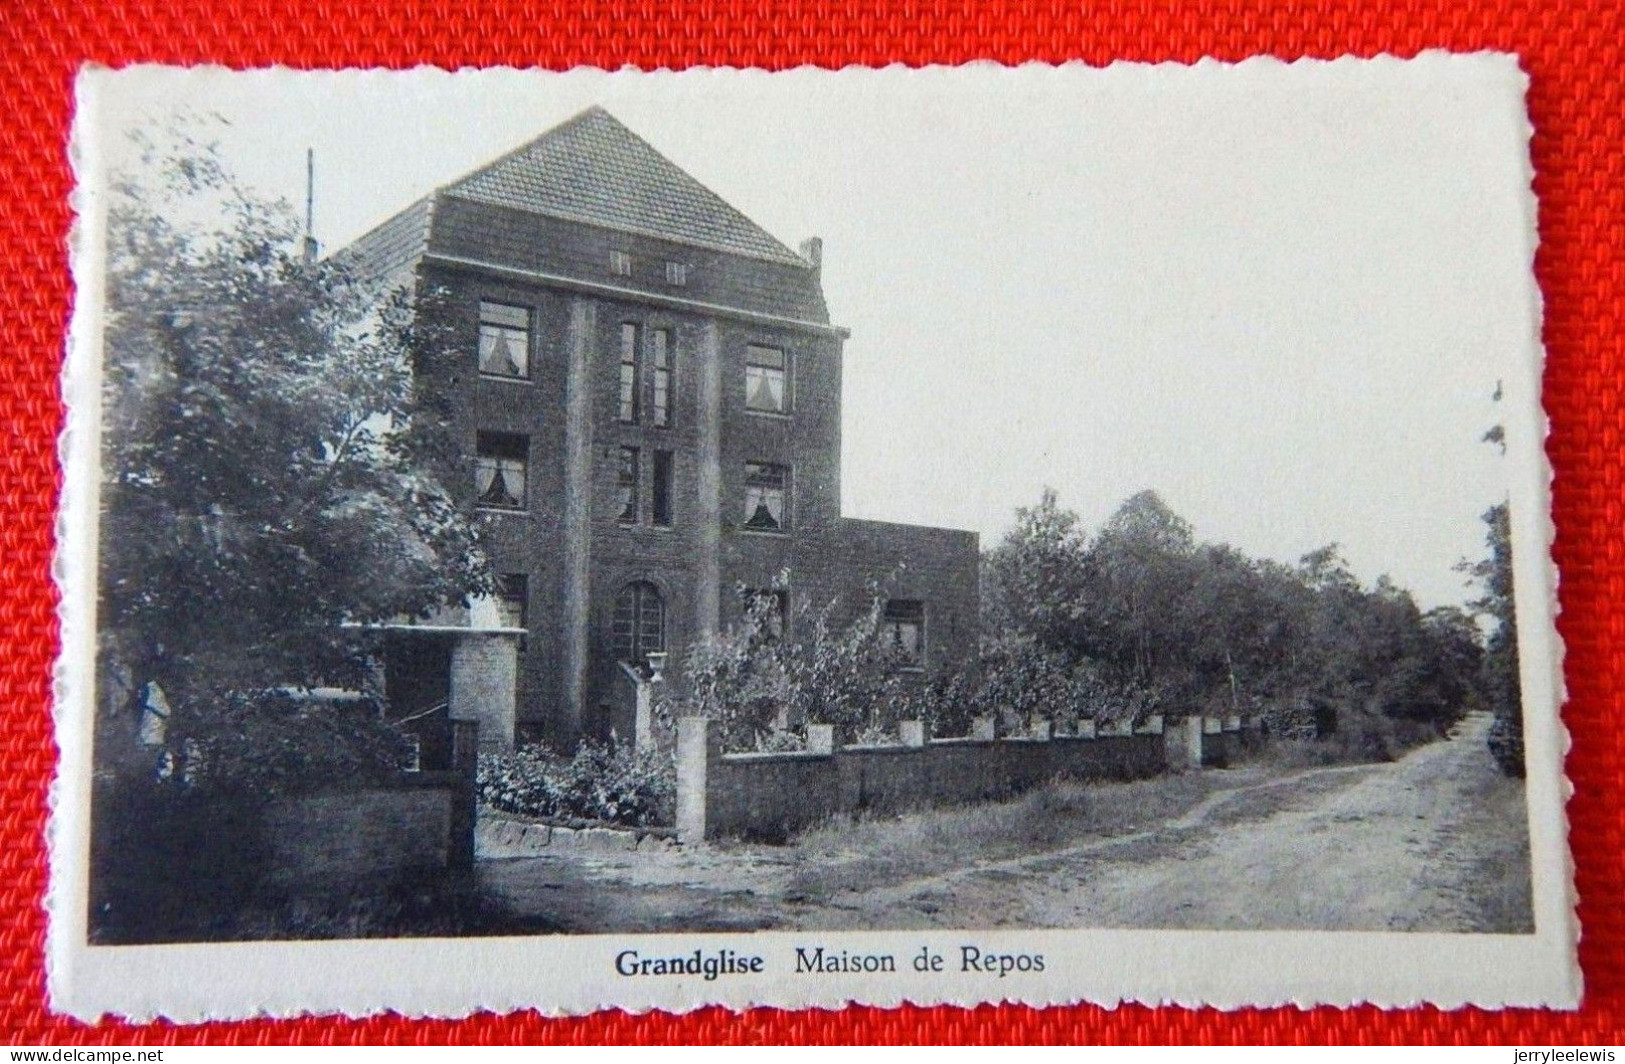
[444,106,808,267]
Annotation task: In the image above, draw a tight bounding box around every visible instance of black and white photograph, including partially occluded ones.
[51,59,1575,1019]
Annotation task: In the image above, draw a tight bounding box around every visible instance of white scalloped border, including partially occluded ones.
[47,54,1579,1023]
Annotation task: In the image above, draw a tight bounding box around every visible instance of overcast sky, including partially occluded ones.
[86,60,1539,610]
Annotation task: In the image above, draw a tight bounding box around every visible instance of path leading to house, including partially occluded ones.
[476,712,1532,934]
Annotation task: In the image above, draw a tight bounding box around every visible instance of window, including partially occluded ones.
[496,573,528,630]
[652,450,673,527]
[617,447,640,524]
[612,581,665,664]
[743,462,788,532]
[665,261,688,286]
[609,250,632,277]
[651,328,673,427]
[618,323,641,423]
[742,588,789,641]
[745,345,788,414]
[882,600,926,668]
[477,301,530,379]
[475,432,528,511]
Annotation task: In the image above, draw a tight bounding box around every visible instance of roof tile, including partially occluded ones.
[446,107,807,266]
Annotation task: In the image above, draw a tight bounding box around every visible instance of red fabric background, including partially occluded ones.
[1,0,1620,1045]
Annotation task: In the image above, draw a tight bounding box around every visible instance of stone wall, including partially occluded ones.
[260,722,478,890]
[677,717,1168,843]
[263,780,454,889]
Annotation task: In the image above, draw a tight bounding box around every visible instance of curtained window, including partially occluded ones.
[478,301,529,379]
[475,432,528,511]
[743,462,788,531]
[745,345,788,414]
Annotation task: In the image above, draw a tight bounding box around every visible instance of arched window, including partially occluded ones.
[612,581,666,664]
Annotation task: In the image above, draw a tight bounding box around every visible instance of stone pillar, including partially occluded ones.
[1076,718,1097,739]
[634,682,655,752]
[1030,719,1052,741]
[560,298,596,746]
[807,723,835,755]
[970,716,996,741]
[449,632,518,752]
[694,320,723,641]
[1184,715,1205,768]
[900,720,927,747]
[676,717,718,844]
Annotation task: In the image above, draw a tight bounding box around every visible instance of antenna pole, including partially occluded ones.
[302,148,319,264]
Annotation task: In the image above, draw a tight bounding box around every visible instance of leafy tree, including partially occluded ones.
[668,576,917,751]
[669,585,791,752]
[98,121,490,772]
[774,579,917,743]
[973,635,1074,735]
[981,487,1092,656]
[1459,378,1522,776]
[978,486,1481,760]
[1464,501,1522,775]
[1085,490,1199,694]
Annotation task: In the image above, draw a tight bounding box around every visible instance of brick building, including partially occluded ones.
[345,106,979,748]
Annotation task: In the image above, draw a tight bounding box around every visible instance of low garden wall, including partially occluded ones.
[89,721,479,943]
[263,769,474,889]
[677,716,1181,843]
[476,814,677,857]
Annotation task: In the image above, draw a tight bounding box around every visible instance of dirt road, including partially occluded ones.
[478,713,1532,934]
[940,712,1532,932]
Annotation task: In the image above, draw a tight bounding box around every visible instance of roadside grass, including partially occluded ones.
[779,764,1277,900]
[1450,757,1535,934]
[1255,717,1454,771]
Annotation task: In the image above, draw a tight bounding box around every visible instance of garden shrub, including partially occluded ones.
[666,575,921,751]
[925,637,1155,739]
[477,741,675,828]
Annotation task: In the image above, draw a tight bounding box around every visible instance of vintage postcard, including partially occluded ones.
[50,56,1576,1021]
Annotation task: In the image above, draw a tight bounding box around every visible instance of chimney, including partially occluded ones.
[799,236,822,270]
[302,148,319,264]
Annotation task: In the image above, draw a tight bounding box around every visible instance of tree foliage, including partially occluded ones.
[1463,501,1523,775]
[98,121,490,777]
[978,488,1485,758]
[663,574,920,751]
[101,121,489,703]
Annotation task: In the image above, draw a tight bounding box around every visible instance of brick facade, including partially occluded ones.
[344,107,981,746]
